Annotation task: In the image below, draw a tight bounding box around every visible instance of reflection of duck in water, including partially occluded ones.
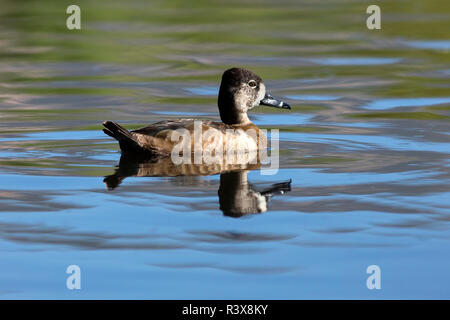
[104,155,291,218]
[102,68,290,157]
[218,170,291,218]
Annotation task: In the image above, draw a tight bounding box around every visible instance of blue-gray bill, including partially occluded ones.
[260,93,291,109]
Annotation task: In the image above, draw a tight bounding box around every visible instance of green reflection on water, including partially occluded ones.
[0,0,448,145]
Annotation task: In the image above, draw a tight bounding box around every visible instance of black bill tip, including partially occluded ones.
[260,93,291,109]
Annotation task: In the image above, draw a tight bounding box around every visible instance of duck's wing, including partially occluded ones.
[130,119,233,154]
[104,119,252,156]
[131,119,194,135]
[127,119,198,155]
[132,119,237,135]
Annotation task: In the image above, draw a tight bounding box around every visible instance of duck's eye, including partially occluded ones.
[248,80,257,88]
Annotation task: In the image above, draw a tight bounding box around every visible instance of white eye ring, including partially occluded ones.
[248,80,257,88]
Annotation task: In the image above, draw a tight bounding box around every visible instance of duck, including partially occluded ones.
[102,67,290,157]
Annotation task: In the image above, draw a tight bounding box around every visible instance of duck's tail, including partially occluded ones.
[102,121,142,152]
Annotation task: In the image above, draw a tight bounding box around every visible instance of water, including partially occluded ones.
[0,0,449,299]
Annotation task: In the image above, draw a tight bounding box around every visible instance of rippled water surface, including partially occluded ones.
[0,0,449,299]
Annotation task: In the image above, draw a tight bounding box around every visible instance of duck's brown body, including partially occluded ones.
[103,119,267,157]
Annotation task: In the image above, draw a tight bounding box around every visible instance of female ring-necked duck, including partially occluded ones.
[103,67,290,156]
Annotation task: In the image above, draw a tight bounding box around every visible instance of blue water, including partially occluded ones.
[282,132,450,152]
[0,0,449,300]
[286,95,340,101]
[252,114,314,126]
[308,57,402,66]
[362,98,450,110]
[404,40,450,51]
[185,86,219,96]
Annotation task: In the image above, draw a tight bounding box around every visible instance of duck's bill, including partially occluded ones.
[260,93,291,109]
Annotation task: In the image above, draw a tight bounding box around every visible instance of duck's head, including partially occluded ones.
[218,67,290,125]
